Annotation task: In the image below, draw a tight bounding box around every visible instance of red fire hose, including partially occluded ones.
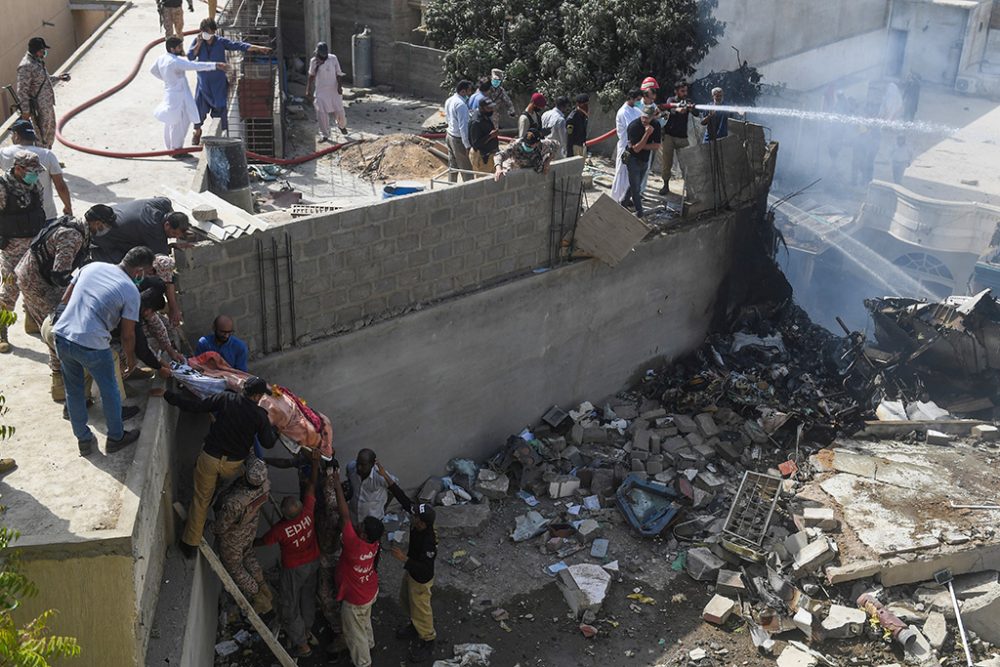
[55,30,616,164]
[55,30,359,165]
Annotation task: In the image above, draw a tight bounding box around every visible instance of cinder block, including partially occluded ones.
[210,260,245,283]
[352,225,380,245]
[431,243,453,261]
[362,297,387,316]
[371,239,395,258]
[395,233,420,252]
[348,284,373,301]
[407,249,431,268]
[405,213,430,232]
[420,226,443,246]
[419,263,444,282]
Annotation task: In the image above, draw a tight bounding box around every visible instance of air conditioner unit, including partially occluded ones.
[955,76,976,94]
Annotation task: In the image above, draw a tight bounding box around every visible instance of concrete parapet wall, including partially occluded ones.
[249,208,760,486]
[175,158,584,356]
[14,395,178,667]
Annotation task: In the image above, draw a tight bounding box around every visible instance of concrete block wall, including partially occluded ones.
[175,158,584,356]
[250,206,770,487]
[393,42,447,99]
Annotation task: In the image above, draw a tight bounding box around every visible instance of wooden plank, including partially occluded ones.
[574,193,650,267]
[172,502,297,667]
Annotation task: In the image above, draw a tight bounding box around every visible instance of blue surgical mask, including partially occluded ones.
[520,143,534,153]
[22,171,39,185]
[491,79,501,88]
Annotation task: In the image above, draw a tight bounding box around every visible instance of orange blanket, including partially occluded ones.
[187,352,335,458]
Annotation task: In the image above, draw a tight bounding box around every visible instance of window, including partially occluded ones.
[893,253,954,280]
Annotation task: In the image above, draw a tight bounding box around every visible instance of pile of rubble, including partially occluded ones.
[400,294,1000,667]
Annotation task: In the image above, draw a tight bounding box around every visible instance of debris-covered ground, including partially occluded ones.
[215,289,1000,667]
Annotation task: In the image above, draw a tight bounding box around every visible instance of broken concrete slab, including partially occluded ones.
[963,583,1000,644]
[702,594,737,625]
[672,414,698,434]
[716,569,746,597]
[802,507,839,531]
[476,469,510,500]
[548,475,581,499]
[973,424,1000,441]
[826,560,882,584]
[557,563,612,618]
[820,604,866,639]
[793,607,813,640]
[686,547,726,581]
[695,413,720,438]
[572,193,650,267]
[926,429,954,446]
[435,503,491,537]
[419,477,443,503]
[776,645,818,667]
[922,611,947,651]
[954,570,1000,599]
[792,538,836,576]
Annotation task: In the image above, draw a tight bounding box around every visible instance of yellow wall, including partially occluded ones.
[16,552,138,666]
[0,1,115,115]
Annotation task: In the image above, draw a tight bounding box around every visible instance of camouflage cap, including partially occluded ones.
[13,150,44,172]
[245,458,268,486]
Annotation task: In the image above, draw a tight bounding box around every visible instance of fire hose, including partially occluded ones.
[54,30,618,165]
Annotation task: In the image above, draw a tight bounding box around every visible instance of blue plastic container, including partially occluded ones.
[382,181,425,199]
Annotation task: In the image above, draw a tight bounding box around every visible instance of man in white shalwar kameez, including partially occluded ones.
[150,37,226,152]
[611,89,643,205]
[305,42,348,142]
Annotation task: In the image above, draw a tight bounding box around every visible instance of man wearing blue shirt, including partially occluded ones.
[196,314,249,371]
[55,246,155,455]
[188,18,271,145]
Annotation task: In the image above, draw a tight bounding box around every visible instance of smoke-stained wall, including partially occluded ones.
[696,0,890,91]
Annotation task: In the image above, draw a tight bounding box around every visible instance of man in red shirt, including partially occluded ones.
[256,450,321,658]
[330,463,383,667]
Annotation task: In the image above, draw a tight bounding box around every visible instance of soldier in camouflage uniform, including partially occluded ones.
[0,151,47,354]
[15,205,117,397]
[17,38,70,150]
[214,457,275,614]
[316,461,344,632]
[493,129,558,181]
[485,68,516,129]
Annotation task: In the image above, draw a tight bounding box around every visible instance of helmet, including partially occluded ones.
[245,458,268,487]
[641,77,659,91]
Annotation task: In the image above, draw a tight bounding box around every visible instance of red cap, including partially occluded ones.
[641,76,659,91]
[531,93,547,108]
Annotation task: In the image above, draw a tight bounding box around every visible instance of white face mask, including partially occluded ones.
[201,32,213,41]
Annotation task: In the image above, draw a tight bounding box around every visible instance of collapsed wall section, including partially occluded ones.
[249,209,764,486]
[175,158,583,356]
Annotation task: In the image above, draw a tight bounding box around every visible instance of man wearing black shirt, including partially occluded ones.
[156,375,278,556]
[566,94,589,157]
[624,106,661,218]
[468,97,499,174]
[660,80,692,195]
[377,462,438,662]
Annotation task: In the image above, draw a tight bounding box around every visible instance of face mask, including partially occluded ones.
[491,79,501,88]
[42,50,49,59]
[22,172,39,185]
[201,32,213,40]
[133,275,144,287]
[520,143,534,153]
[94,226,110,237]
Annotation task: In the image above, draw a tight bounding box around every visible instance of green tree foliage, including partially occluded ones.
[0,322,80,666]
[426,0,724,109]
